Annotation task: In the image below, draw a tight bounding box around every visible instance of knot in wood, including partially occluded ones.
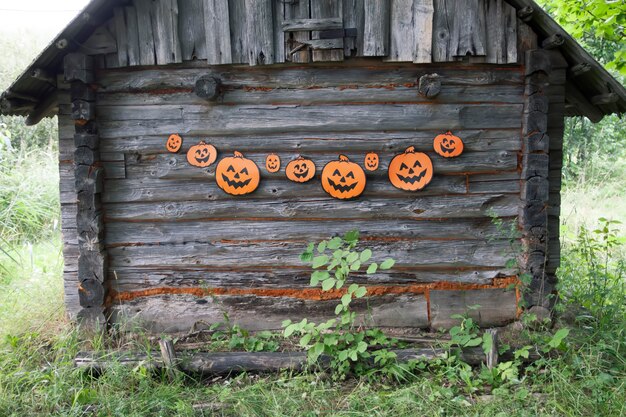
[418,74,441,99]
[195,76,222,101]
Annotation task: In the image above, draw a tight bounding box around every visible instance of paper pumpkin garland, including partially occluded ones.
[321,155,366,200]
[364,152,380,171]
[215,151,260,195]
[433,131,464,158]
[285,156,316,183]
[186,141,217,167]
[388,146,433,191]
[265,154,281,173]
[166,134,183,153]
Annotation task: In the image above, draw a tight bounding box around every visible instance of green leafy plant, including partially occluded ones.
[210,313,279,353]
[282,230,398,378]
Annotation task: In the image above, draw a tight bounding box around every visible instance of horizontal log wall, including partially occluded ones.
[96,61,524,333]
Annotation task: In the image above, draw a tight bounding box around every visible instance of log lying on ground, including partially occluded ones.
[75,345,525,375]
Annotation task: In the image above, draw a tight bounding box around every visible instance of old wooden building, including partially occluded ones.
[2,0,625,333]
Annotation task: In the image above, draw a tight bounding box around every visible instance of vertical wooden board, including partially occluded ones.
[104,18,120,68]
[273,0,285,63]
[311,0,344,62]
[245,0,275,66]
[151,0,182,65]
[203,0,232,64]
[133,0,156,66]
[179,0,207,61]
[125,6,141,66]
[413,0,434,63]
[451,0,486,58]
[229,0,248,64]
[284,0,310,63]
[342,0,364,56]
[432,0,452,61]
[387,0,414,62]
[485,0,517,64]
[363,0,390,56]
[430,288,517,329]
[113,7,129,67]
[516,19,536,64]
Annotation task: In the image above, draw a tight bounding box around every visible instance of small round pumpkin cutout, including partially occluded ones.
[166,134,183,153]
[186,141,217,167]
[433,131,464,158]
[215,151,260,196]
[265,154,281,173]
[285,156,316,183]
[321,155,366,200]
[388,146,433,191]
[364,152,380,171]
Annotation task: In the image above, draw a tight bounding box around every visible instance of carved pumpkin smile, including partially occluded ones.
[166,134,183,153]
[321,155,366,199]
[433,131,464,158]
[388,146,433,191]
[364,152,379,171]
[286,156,316,183]
[186,141,217,167]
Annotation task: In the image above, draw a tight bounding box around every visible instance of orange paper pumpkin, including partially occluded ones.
[388,146,433,191]
[364,152,380,171]
[285,156,316,183]
[265,154,281,173]
[433,131,464,158]
[215,151,260,196]
[166,134,183,153]
[186,141,217,167]
[321,155,367,200]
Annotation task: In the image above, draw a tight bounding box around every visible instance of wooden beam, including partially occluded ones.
[564,80,604,123]
[25,92,58,126]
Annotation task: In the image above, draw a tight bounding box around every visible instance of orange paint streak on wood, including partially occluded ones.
[107,277,519,305]
[425,289,431,323]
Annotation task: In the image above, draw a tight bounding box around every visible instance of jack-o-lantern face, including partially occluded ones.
[285,156,316,183]
[321,155,366,200]
[364,152,379,171]
[388,146,433,191]
[166,134,183,153]
[265,154,281,173]
[433,131,464,158]
[186,141,217,167]
[215,151,260,195]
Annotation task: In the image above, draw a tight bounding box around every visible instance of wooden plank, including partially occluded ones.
[363,0,390,56]
[133,0,156,66]
[282,18,343,32]
[451,0,486,58]
[204,0,232,64]
[107,239,513,269]
[119,151,516,181]
[430,288,517,329]
[272,0,285,63]
[96,103,523,135]
[485,0,517,64]
[108,268,511,290]
[386,0,433,63]
[342,0,364,56]
[227,0,247,63]
[96,65,524,92]
[151,0,182,65]
[124,6,141,66]
[109,293,429,333]
[178,0,207,61]
[105,218,515,246]
[245,0,275,66]
[311,0,344,62]
[284,0,311,63]
[113,7,129,67]
[99,129,521,157]
[103,194,520,219]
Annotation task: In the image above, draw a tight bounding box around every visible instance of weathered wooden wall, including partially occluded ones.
[85,0,520,67]
[91,61,525,332]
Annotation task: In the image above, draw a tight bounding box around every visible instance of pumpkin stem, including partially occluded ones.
[446,131,453,135]
[338,154,350,162]
[234,151,244,158]
[405,146,416,154]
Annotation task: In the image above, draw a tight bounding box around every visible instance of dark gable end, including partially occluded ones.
[1,0,625,124]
